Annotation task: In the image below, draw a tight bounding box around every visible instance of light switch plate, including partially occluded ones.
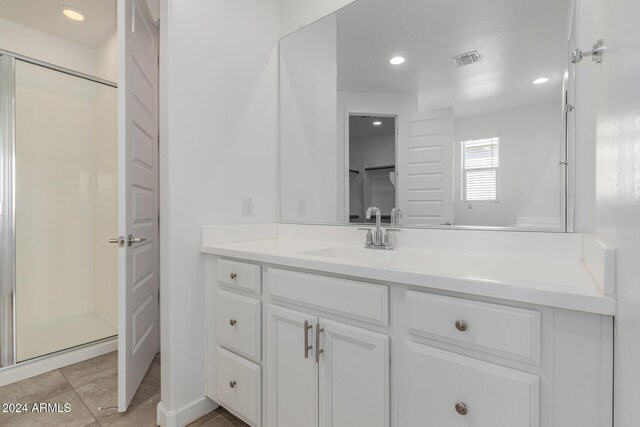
[242,198,253,218]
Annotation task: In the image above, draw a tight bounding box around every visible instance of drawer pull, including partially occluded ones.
[315,322,324,363]
[455,402,468,415]
[230,273,237,279]
[229,319,237,326]
[304,320,313,358]
[229,380,237,389]
[455,320,468,332]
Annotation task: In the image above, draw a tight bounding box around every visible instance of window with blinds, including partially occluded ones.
[461,137,499,202]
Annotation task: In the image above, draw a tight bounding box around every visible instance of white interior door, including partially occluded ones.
[117,0,159,412]
[398,108,454,225]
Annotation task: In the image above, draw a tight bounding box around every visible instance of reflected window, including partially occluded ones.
[461,137,499,202]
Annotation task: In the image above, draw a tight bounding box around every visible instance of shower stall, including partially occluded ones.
[0,52,118,367]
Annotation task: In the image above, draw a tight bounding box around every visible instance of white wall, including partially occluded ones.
[0,17,117,83]
[453,104,563,228]
[279,0,354,38]
[14,61,117,330]
[592,0,640,424]
[0,17,97,77]
[280,14,338,224]
[92,85,118,327]
[160,0,279,419]
[96,31,119,83]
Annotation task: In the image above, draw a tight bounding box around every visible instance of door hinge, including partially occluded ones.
[565,104,574,113]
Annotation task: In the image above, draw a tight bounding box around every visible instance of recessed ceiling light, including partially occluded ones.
[533,77,549,85]
[389,56,405,65]
[373,121,382,126]
[60,6,86,21]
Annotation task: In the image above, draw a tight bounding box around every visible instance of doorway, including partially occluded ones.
[347,114,398,224]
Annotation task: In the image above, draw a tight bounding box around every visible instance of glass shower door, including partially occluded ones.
[10,59,118,362]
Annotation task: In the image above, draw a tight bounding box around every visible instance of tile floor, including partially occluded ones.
[0,352,247,427]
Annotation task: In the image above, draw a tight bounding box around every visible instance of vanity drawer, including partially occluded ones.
[216,347,262,427]
[406,291,541,363]
[217,259,262,294]
[402,341,539,427]
[216,290,261,362]
[268,268,389,326]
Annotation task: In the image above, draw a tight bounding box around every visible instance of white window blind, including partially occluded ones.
[461,137,499,202]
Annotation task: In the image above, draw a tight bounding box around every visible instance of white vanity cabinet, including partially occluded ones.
[266,305,389,427]
[205,254,613,427]
[400,293,542,427]
[265,268,390,427]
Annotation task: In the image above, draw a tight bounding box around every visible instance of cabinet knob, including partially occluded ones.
[229,380,237,389]
[455,320,468,332]
[230,273,237,279]
[229,319,237,326]
[455,402,468,415]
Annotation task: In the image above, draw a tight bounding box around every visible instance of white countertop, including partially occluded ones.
[201,236,616,315]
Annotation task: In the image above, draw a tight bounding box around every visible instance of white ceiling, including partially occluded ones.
[0,0,116,49]
[336,0,571,117]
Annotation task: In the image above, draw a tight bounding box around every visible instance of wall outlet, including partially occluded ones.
[298,200,306,218]
[242,198,254,218]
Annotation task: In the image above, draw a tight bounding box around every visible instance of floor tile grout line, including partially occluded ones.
[96,391,162,427]
[59,366,109,426]
[72,384,100,426]
[58,367,72,386]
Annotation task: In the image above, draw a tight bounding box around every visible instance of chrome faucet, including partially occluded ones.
[366,207,383,245]
[359,206,400,250]
[390,207,403,226]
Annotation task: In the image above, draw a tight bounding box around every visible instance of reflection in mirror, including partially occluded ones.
[349,115,397,224]
[279,0,573,231]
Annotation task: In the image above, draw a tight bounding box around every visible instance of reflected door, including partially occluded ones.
[398,108,454,225]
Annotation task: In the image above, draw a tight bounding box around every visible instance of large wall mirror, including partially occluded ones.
[279,0,574,231]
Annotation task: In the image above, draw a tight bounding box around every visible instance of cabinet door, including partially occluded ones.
[400,341,539,427]
[267,305,318,427]
[318,318,389,427]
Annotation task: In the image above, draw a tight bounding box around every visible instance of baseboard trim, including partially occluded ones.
[157,396,218,427]
[0,337,117,387]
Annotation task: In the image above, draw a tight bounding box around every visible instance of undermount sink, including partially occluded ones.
[299,246,407,265]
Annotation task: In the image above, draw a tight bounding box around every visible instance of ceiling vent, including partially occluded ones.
[453,50,481,67]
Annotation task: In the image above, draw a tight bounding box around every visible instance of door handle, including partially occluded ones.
[315,322,324,363]
[127,234,147,247]
[304,320,313,358]
[109,236,125,247]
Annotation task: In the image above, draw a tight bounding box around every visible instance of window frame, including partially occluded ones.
[460,136,500,203]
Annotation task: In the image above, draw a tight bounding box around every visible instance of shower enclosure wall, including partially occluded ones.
[0,52,118,367]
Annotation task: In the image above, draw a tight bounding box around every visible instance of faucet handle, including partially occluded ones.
[383,228,400,249]
[358,227,374,245]
[390,207,403,226]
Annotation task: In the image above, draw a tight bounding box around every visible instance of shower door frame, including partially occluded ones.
[0,50,117,368]
[0,54,16,368]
